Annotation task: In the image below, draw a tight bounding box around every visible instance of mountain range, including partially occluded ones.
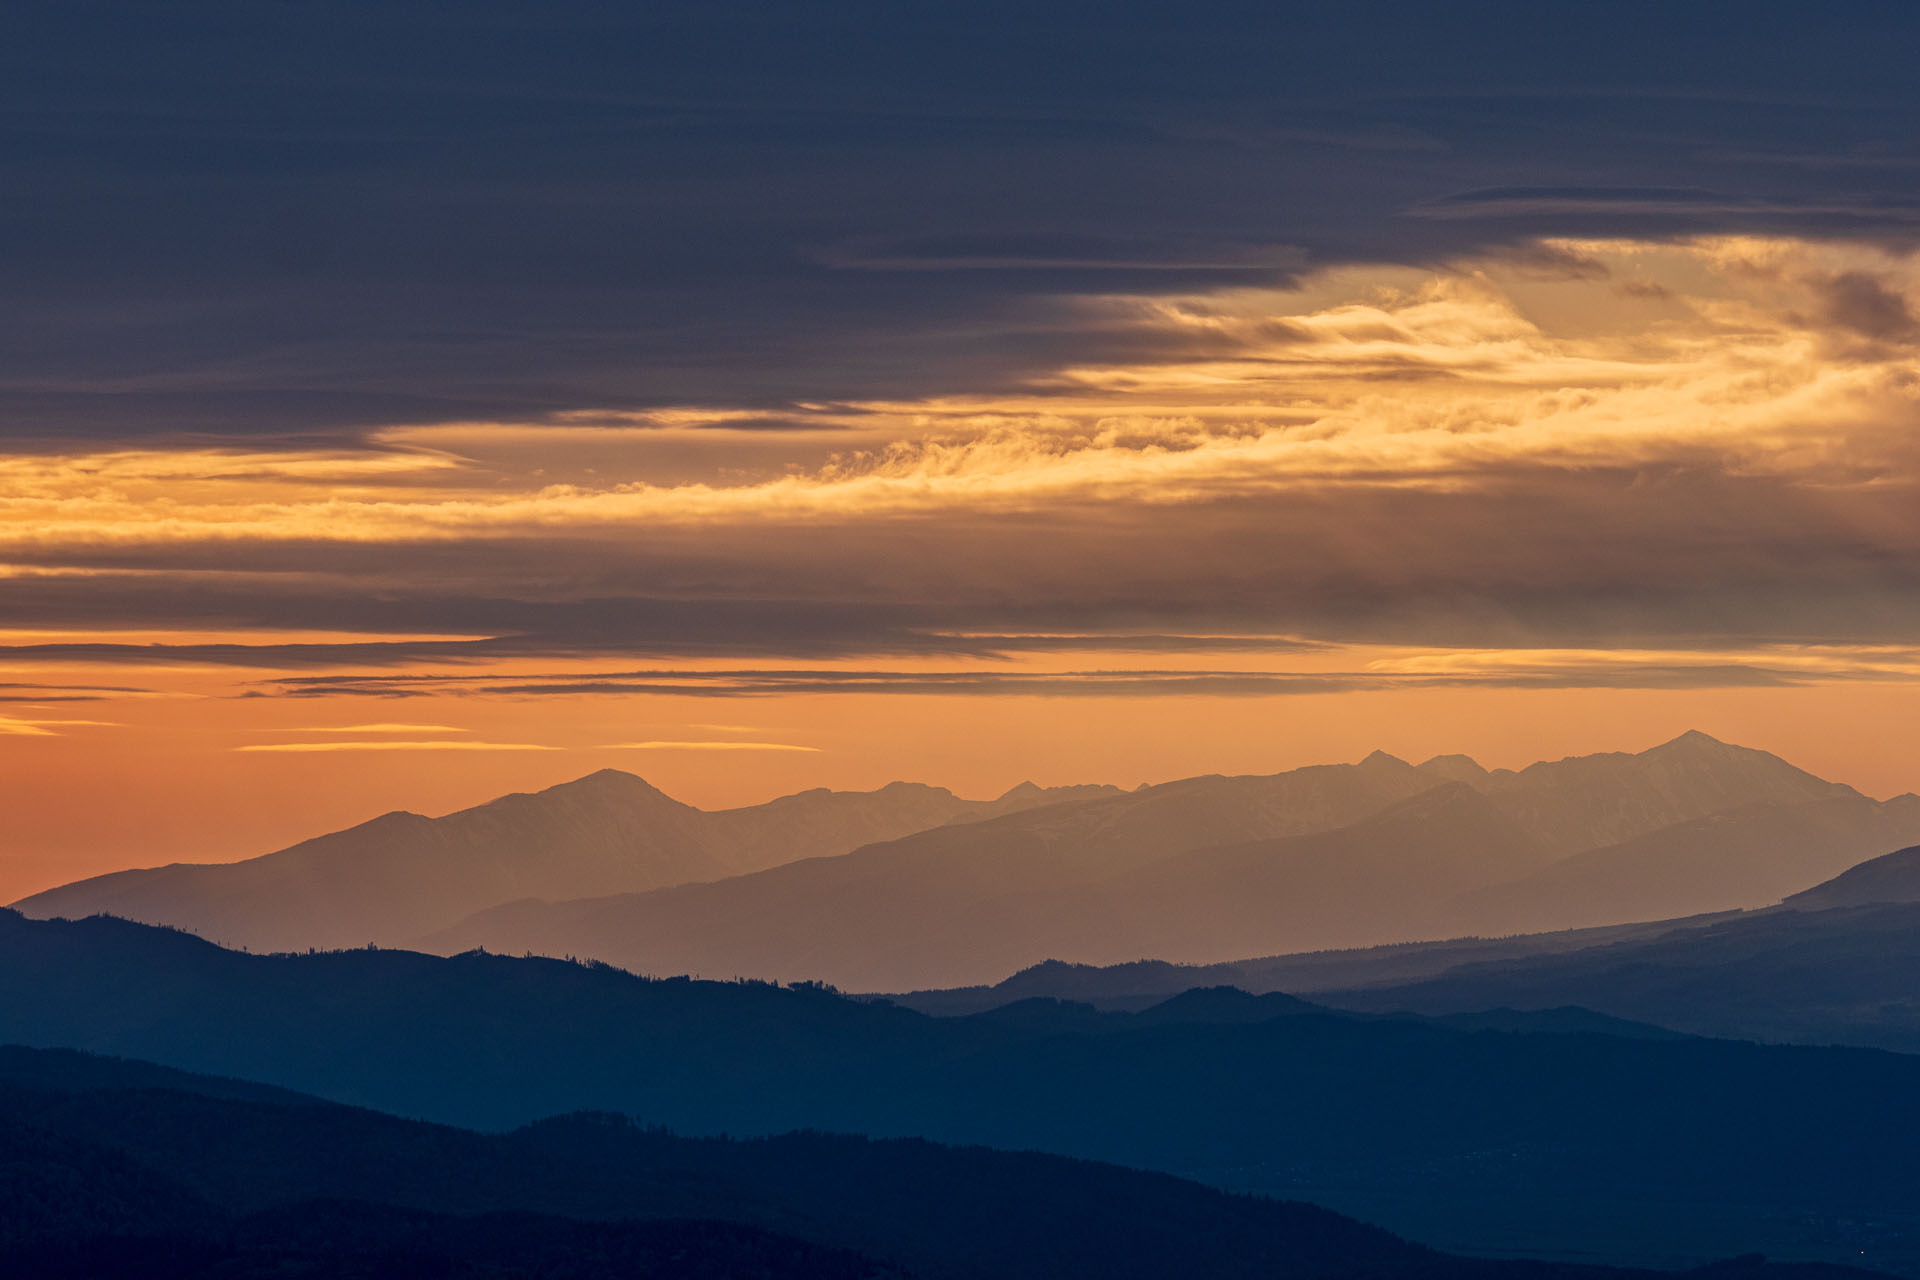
[12,773,1116,952]
[15,731,1920,990]
[420,732,1920,988]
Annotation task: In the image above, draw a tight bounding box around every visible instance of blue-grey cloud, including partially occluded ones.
[8,2,1920,442]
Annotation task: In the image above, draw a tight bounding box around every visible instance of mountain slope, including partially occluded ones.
[1784,843,1920,910]
[423,735,1887,989]
[988,782,1556,965]
[877,917,1742,1014]
[1316,900,1920,1052]
[1447,794,1920,935]
[421,756,1484,988]
[18,732,1894,981]
[11,772,1110,952]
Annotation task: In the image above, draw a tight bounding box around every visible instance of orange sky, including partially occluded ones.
[8,236,1920,901]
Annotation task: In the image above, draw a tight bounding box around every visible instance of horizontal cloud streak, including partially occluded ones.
[256,656,1920,700]
[275,724,473,734]
[233,741,560,753]
[607,741,822,753]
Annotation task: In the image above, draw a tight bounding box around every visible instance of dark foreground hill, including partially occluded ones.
[6,911,1920,1271]
[0,1044,1725,1280]
[0,1046,1897,1280]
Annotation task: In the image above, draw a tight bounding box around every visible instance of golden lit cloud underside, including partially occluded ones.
[5,236,1920,897]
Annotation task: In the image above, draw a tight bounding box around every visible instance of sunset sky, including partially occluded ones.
[9,3,1920,899]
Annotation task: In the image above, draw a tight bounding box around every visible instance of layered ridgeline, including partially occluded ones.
[895,843,1920,1054]
[5,1047,1885,1280]
[421,732,1920,990]
[3,910,1920,1274]
[0,1048,1428,1280]
[11,772,1117,952]
[16,732,1920,987]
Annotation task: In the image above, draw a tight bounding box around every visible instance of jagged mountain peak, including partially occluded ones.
[1645,729,1739,757]
[543,768,687,801]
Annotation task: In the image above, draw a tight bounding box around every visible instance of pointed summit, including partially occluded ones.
[541,768,689,806]
[1649,729,1733,754]
[1359,749,1413,770]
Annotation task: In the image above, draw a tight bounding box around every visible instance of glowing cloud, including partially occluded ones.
[606,741,824,753]
[234,741,561,753]
[275,724,473,735]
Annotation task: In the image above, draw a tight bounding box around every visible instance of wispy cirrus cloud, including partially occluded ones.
[273,723,472,734]
[234,740,559,753]
[607,741,822,753]
[250,644,1920,701]
[0,714,120,735]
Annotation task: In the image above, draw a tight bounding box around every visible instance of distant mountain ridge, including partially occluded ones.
[12,772,1116,952]
[422,732,1920,989]
[1421,729,1857,856]
[16,731,1919,986]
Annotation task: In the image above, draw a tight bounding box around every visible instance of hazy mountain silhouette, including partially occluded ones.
[1045,782,1549,959]
[1448,794,1920,935]
[7,911,1920,1271]
[1419,730,1857,856]
[421,750,1459,988]
[422,734,1912,989]
[933,839,1920,1053]
[12,772,1113,952]
[886,949,1719,1021]
[1311,899,1920,1052]
[1783,843,1920,910]
[18,732,1915,989]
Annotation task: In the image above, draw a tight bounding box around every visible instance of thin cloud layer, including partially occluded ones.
[234,741,562,753]
[608,741,823,753]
